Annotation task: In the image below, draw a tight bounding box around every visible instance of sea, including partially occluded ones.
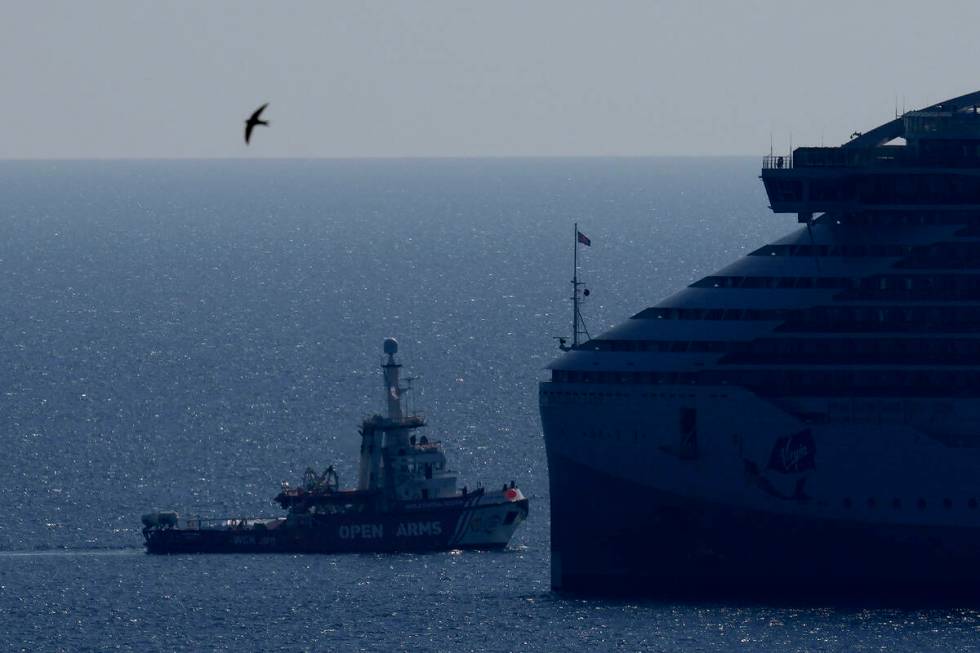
[1,158,978,651]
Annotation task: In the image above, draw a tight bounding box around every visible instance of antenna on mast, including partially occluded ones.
[559,223,591,351]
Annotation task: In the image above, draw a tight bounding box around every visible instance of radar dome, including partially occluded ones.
[383,338,398,355]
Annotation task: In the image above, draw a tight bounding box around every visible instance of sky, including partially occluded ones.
[3,1,980,158]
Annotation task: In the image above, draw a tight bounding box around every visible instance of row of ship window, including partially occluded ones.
[751,244,914,258]
[636,305,980,328]
[840,497,977,511]
[692,276,851,290]
[791,141,980,168]
[829,212,980,227]
[770,174,980,205]
[749,242,980,265]
[691,274,980,291]
[540,390,723,400]
[589,337,980,359]
[550,368,980,395]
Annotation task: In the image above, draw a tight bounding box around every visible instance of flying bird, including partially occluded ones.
[244,103,270,145]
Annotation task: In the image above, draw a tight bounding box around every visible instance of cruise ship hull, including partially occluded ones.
[548,448,980,598]
[542,382,980,598]
[541,90,980,598]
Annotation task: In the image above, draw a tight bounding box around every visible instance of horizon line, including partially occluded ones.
[0,153,765,162]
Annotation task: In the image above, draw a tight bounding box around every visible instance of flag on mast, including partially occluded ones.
[577,231,591,247]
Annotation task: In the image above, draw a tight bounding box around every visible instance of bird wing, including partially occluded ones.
[244,103,270,144]
[250,103,269,121]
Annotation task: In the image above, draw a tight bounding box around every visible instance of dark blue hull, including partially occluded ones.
[144,500,528,554]
[548,452,980,599]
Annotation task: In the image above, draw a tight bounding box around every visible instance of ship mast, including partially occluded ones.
[572,222,582,348]
[382,339,403,421]
[560,223,590,351]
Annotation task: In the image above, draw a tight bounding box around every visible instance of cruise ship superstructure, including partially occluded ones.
[540,90,980,596]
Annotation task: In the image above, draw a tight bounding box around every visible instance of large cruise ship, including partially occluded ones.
[540,90,980,597]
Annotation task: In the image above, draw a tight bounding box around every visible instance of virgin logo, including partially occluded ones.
[767,429,816,474]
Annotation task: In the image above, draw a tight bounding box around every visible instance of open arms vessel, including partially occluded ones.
[143,338,528,554]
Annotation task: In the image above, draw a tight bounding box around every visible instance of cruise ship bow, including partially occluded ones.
[540,90,980,598]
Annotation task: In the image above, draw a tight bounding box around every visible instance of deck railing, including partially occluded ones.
[168,516,283,530]
[762,154,793,169]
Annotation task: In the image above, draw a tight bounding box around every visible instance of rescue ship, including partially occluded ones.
[142,338,529,554]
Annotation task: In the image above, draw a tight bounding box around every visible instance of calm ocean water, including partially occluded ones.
[1,159,977,651]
